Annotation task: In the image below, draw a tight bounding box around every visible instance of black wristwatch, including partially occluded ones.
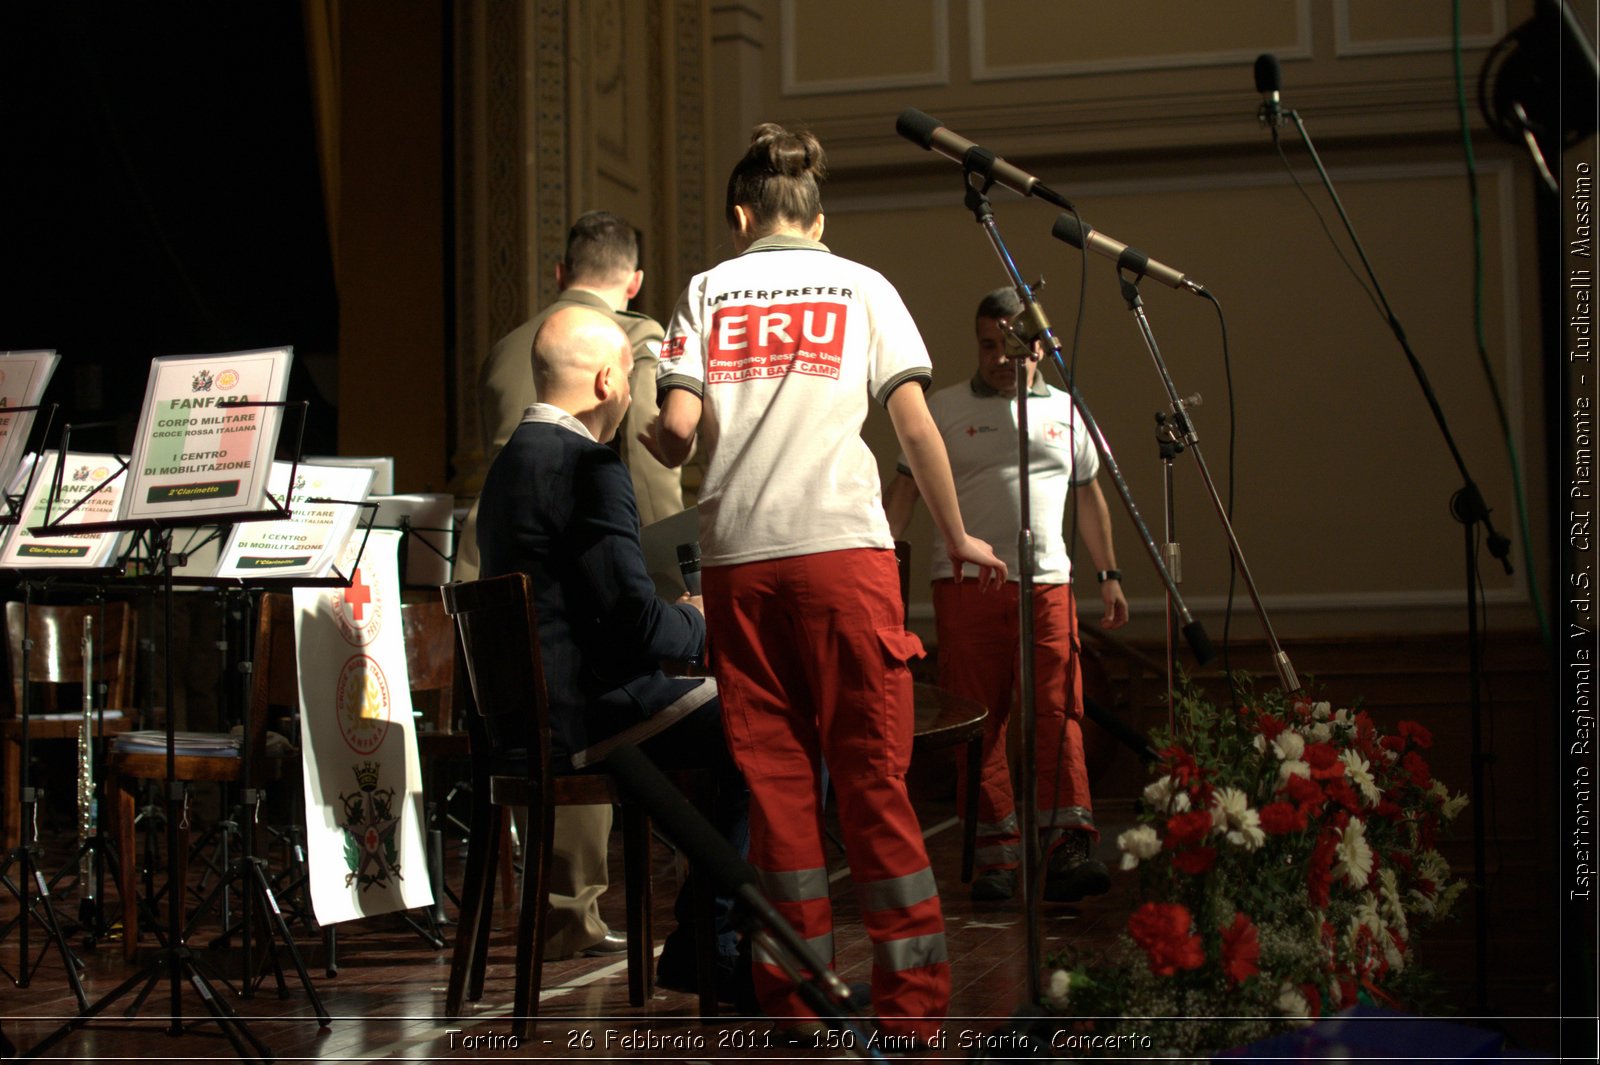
[1095,569,1123,584]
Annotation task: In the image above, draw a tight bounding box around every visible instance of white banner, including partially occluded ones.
[294,529,433,924]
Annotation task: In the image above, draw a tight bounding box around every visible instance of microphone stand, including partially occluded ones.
[957,170,1211,1007]
[1114,273,1301,696]
[1271,104,1511,1014]
[1155,413,1185,731]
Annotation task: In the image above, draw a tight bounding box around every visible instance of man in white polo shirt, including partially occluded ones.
[885,287,1129,903]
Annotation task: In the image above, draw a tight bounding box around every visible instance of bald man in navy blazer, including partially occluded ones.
[476,305,748,1001]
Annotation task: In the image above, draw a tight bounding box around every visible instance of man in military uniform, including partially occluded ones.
[459,210,682,959]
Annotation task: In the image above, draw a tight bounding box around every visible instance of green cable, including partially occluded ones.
[1454,0,1553,648]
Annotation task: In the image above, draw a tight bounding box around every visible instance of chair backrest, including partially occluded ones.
[4,599,137,717]
[440,573,550,774]
[401,598,455,732]
[244,593,298,772]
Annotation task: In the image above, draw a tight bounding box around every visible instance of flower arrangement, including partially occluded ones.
[1046,684,1469,1058]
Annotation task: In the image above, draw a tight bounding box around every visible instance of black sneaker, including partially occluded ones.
[1042,830,1111,902]
[970,867,1017,901]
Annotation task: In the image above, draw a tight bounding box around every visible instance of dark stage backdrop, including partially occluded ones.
[0,3,338,456]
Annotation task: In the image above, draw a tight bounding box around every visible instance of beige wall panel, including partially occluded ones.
[739,2,1506,168]
[824,151,1543,639]
[781,0,948,94]
[1335,0,1505,56]
[970,0,1309,79]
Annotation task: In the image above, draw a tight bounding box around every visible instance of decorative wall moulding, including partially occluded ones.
[1332,0,1506,58]
[968,0,1312,83]
[780,0,950,96]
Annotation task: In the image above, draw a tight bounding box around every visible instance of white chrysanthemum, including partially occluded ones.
[1117,824,1162,870]
[1339,749,1382,806]
[1312,701,1332,721]
[1428,780,1448,801]
[1142,775,1190,813]
[1306,721,1333,744]
[1417,849,1450,884]
[1211,786,1266,850]
[1377,867,1409,940]
[1252,734,1267,754]
[1045,968,1073,1009]
[1434,879,1466,919]
[1272,732,1306,761]
[1440,790,1469,821]
[1334,707,1355,728]
[1276,982,1311,1021]
[1333,818,1374,889]
[1278,758,1311,786]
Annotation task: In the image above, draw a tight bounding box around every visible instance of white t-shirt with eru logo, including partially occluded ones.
[658,234,932,567]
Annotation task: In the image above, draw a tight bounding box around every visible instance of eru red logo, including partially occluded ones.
[707,301,847,383]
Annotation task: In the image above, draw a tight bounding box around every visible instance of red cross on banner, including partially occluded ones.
[344,568,372,621]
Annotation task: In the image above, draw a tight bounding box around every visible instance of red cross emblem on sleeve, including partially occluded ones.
[1044,422,1065,444]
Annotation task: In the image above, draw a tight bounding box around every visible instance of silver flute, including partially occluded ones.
[78,614,96,903]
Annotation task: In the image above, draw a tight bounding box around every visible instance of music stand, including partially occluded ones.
[21,348,298,1063]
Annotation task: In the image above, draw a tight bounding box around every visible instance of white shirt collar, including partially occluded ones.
[519,402,594,441]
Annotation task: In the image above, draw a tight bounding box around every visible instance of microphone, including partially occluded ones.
[1254,53,1284,127]
[1051,214,1207,296]
[676,542,702,596]
[895,108,1074,210]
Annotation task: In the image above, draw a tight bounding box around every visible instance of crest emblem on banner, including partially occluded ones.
[338,761,403,890]
[335,654,392,755]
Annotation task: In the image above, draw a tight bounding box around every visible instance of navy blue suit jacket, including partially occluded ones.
[476,417,706,761]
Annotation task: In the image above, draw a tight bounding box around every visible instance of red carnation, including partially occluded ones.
[1283,773,1323,806]
[1159,745,1202,789]
[1220,912,1261,986]
[1127,902,1205,977]
[1402,751,1432,788]
[1300,983,1323,1019]
[1306,828,1338,908]
[1323,777,1361,813]
[1172,846,1216,874]
[1398,720,1433,749]
[1259,801,1307,835]
[1305,742,1344,780]
[1255,714,1287,742]
[1164,810,1214,850]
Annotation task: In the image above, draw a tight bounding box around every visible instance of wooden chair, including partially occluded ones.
[2,599,138,854]
[107,593,291,961]
[441,573,716,1035]
[895,541,989,883]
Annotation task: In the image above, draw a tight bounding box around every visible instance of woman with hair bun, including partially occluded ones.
[643,123,1005,1043]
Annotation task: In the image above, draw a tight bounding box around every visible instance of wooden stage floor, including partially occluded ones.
[0,795,1140,1062]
